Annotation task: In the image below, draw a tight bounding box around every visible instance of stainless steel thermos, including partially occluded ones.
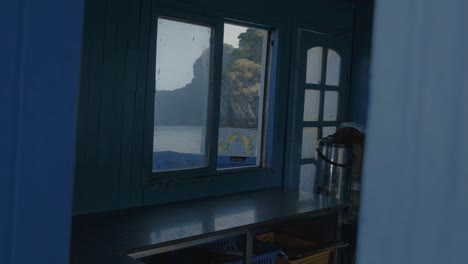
[315,137,354,200]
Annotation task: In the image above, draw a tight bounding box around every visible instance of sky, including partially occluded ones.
[224,23,247,49]
[155,19,247,91]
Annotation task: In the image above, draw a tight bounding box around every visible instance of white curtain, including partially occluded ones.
[357,0,468,263]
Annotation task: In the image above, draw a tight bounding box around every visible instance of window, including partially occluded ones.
[218,24,268,169]
[153,18,213,172]
[300,47,342,192]
[151,17,270,173]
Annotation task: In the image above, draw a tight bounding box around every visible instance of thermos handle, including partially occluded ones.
[318,186,332,196]
[316,147,354,167]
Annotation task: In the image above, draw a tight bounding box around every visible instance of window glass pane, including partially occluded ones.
[301,127,318,159]
[322,126,336,137]
[306,47,323,84]
[303,90,320,121]
[325,49,341,86]
[217,23,268,169]
[323,91,339,121]
[153,18,212,172]
[300,164,316,193]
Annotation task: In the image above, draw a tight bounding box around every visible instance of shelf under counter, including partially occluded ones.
[70,188,347,264]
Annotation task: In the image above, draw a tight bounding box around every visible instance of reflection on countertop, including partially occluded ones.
[71,188,345,264]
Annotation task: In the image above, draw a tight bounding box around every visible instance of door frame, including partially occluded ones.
[283,22,353,191]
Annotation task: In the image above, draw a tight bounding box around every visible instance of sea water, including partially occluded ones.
[153,126,258,156]
[153,126,204,154]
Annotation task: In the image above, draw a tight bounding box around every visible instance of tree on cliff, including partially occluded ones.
[220,28,265,127]
[224,28,265,93]
[224,28,264,70]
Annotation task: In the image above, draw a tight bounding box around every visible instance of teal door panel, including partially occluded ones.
[285,28,352,192]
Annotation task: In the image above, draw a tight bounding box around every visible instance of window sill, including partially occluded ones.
[143,168,279,206]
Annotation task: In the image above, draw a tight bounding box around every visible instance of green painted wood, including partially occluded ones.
[122,0,152,208]
[207,19,225,172]
[118,4,139,208]
[264,25,291,189]
[73,0,358,214]
[348,2,374,126]
[141,1,157,191]
[73,0,108,214]
[92,0,128,212]
[157,0,354,31]
[283,26,353,191]
[143,170,276,205]
[74,0,147,214]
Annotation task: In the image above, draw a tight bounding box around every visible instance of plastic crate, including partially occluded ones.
[194,236,244,251]
[169,236,280,264]
[256,232,333,264]
[222,240,281,264]
[167,236,243,263]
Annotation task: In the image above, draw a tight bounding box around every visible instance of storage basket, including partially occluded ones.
[171,235,280,264]
[195,236,244,251]
[256,232,333,264]
[222,239,280,264]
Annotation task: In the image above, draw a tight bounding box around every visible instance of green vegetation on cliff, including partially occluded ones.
[155,28,265,128]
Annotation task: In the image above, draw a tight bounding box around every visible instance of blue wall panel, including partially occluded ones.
[0,2,22,262]
[0,0,84,263]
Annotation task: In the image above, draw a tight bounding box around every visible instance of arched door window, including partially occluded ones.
[293,32,350,194]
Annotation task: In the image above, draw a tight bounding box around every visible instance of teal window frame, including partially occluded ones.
[149,14,221,176]
[141,4,282,204]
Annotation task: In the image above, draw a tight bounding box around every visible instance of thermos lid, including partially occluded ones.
[318,136,352,148]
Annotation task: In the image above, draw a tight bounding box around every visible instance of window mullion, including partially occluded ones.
[317,47,328,140]
[207,20,224,171]
[256,29,270,167]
